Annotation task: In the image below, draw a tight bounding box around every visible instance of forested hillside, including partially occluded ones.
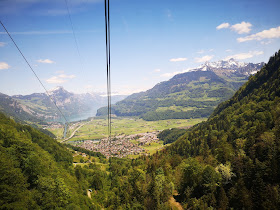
[0,113,94,209]
[159,50,280,209]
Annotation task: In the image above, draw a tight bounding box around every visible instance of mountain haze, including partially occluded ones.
[10,86,126,122]
[0,92,44,123]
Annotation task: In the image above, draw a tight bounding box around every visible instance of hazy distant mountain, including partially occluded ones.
[0,92,44,123]
[96,59,264,120]
[11,86,126,122]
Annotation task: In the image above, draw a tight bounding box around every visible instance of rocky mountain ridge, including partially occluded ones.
[188,58,264,77]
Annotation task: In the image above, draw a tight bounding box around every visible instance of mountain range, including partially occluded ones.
[97,58,264,120]
[0,58,264,123]
[0,87,126,123]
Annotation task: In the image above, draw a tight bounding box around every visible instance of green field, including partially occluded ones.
[49,117,206,142]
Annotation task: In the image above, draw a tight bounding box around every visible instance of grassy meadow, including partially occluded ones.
[49,117,206,142]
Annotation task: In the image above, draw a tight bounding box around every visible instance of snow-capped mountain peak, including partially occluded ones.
[198,58,247,70]
[193,58,264,77]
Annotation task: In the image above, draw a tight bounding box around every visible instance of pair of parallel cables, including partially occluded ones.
[104,0,112,141]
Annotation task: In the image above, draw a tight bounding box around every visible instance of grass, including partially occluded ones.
[50,117,206,142]
[140,141,165,155]
[72,154,108,170]
[49,127,64,140]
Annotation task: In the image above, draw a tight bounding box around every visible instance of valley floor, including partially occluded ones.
[47,117,206,158]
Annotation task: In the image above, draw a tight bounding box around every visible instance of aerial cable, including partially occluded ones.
[63,0,85,72]
[104,0,112,142]
[0,21,69,127]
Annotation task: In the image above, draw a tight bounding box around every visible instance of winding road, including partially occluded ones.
[61,120,91,143]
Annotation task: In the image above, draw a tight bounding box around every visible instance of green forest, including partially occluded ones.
[1,50,280,209]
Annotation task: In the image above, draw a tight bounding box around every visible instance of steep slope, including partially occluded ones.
[157,50,280,208]
[97,59,263,120]
[0,112,95,209]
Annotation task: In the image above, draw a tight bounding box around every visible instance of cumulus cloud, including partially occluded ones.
[217,21,252,34]
[195,55,214,63]
[154,69,161,72]
[37,59,55,64]
[226,49,232,52]
[0,42,6,47]
[237,26,280,42]
[0,62,10,70]
[216,23,230,30]
[230,21,252,34]
[170,57,187,62]
[46,73,76,84]
[224,51,263,60]
[46,76,65,84]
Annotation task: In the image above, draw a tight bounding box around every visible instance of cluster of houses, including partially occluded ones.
[76,131,160,158]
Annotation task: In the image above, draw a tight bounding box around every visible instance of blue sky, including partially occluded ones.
[0,0,280,96]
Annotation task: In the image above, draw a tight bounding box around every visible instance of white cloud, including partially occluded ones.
[46,76,65,84]
[230,21,252,34]
[0,42,6,47]
[58,74,76,79]
[226,49,232,52]
[46,73,76,84]
[37,59,55,64]
[170,57,187,62]
[216,23,230,30]
[195,55,214,63]
[237,26,280,42]
[0,62,10,70]
[224,51,263,60]
[154,69,161,72]
[160,68,194,78]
